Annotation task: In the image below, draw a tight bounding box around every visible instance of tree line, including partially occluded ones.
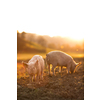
[17,30,84,53]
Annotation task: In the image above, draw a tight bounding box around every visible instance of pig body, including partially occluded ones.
[22,55,44,83]
[46,51,79,75]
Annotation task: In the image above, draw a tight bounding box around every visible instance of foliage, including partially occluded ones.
[17,32,46,53]
[17,31,84,55]
[37,36,47,47]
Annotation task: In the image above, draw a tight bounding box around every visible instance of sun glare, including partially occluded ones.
[17,30,83,41]
[68,35,84,41]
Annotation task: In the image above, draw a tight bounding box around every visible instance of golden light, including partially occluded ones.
[17,29,84,41]
[68,35,84,41]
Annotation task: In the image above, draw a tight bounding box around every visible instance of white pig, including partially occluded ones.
[46,51,81,76]
[22,55,44,84]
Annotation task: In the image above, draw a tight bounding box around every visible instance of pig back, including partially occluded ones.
[46,51,73,66]
[28,55,44,71]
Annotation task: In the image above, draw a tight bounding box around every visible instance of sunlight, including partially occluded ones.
[68,35,84,41]
[58,32,84,41]
[17,29,84,41]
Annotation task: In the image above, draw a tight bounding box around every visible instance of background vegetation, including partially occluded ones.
[17,30,84,60]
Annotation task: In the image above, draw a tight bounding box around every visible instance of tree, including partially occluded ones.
[48,43,56,49]
[37,36,47,47]
[21,31,26,39]
[25,33,37,42]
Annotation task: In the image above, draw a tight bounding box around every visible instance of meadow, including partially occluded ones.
[17,52,84,100]
[17,51,84,61]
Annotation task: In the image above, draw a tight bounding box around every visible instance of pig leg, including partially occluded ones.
[59,66,63,73]
[41,71,43,81]
[52,65,56,76]
[36,73,39,83]
[48,64,50,76]
[41,65,44,81]
[61,66,63,74]
[58,66,61,73]
[29,76,32,84]
[33,75,35,81]
[67,64,71,74]
[38,73,41,84]
[39,71,42,80]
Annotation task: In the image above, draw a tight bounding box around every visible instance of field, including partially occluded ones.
[17,54,84,100]
[17,52,84,61]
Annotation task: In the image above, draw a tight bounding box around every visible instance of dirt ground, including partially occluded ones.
[17,58,84,100]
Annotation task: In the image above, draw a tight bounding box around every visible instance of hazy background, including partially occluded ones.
[17,30,84,60]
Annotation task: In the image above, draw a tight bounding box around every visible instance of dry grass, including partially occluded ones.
[17,58,84,100]
[17,51,84,60]
[17,63,27,78]
[17,53,46,60]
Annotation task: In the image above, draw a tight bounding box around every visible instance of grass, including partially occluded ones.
[17,63,26,78]
[17,58,84,99]
[17,53,46,60]
[67,52,84,58]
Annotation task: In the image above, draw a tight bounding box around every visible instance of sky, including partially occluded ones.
[17,0,99,41]
[17,0,87,40]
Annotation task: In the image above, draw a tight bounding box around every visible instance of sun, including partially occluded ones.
[58,33,84,41]
[69,35,84,41]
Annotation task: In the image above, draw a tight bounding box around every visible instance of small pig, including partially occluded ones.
[46,51,81,76]
[22,55,44,84]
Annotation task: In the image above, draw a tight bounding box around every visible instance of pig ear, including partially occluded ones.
[46,54,48,56]
[35,59,38,64]
[22,61,28,68]
[34,59,38,65]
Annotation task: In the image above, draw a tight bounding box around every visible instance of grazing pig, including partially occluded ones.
[46,51,81,76]
[22,55,44,84]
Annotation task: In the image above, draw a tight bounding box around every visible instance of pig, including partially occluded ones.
[22,55,44,84]
[46,51,81,76]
